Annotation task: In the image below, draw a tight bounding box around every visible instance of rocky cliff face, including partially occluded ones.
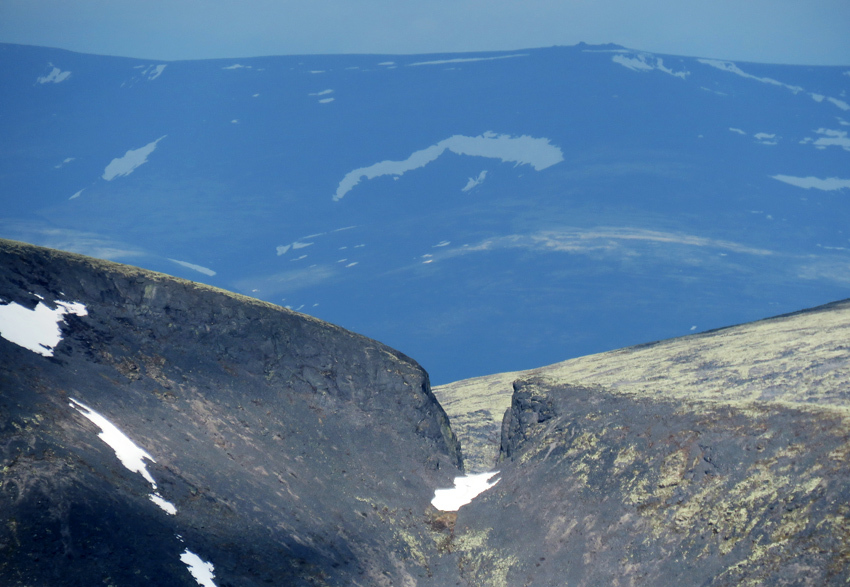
[0,238,462,586]
[436,299,850,585]
[450,378,850,585]
[3,237,850,585]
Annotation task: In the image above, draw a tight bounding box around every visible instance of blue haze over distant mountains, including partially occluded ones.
[2,42,849,384]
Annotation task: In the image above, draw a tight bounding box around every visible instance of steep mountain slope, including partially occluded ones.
[437,301,850,585]
[2,43,849,383]
[451,377,850,586]
[2,239,850,584]
[435,297,850,470]
[0,238,462,586]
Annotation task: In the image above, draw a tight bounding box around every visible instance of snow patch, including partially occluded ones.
[145,65,166,80]
[181,550,218,587]
[828,97,850,111]
[612,54,689,79]
[69,397,177,515]
[102,136,166,181]
[799,128,850,151]
[772,175,850,191]
[37,64,71,84]
[150,493,177,515]
[222,64,251,70]
[69,398,158,487]
[462,170,487,192]
[55,157,76,169]
[431,472,500,511]
[408,54,528,67]
[169,259,217,277]
[698,59,803,92]
[333,132,563,201]
[0,299,87,356]
[278,241,313,256]
[701,59,848,111]
[69,189,84,200]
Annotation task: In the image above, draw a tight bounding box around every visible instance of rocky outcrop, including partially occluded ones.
[437,300,850,585]
[451,377,850,585]
[0,238,462,586]
[435,298,850,471]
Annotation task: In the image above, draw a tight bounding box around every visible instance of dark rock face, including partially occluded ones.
[452,377,850,586]
[0,238,462,586]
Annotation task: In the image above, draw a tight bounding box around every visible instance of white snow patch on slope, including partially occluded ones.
[408,54,528,66]
[333,132,563,201]
[69,189,84,200]
[699,59,804,92]
[612,54,689,79]
[102,136,166,181]
[700,59,849,111]
[772,175,850,190]
[68,398,178,515]
[37,64,71,84]
[277,241,313,255]
[828,97,850,111]
[150,493,178,515]
[169,259,217,276]
[181,550,218,587]
[431,472,500,511]
[69,398,157,487]
[55,157,76,168]
[799,128,850,151]
[462,170,487,192]
[0,299,87,356]
[146,65,166,80]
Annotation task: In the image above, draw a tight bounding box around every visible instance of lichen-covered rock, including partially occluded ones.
[453,376,850,585]
[0,238,462,586]
[435,297,850,471]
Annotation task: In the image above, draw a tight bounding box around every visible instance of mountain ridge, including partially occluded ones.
[2,41,848,383]
[2,239,850,584]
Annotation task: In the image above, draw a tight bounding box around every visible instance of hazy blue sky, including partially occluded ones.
[1,0,848,65]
